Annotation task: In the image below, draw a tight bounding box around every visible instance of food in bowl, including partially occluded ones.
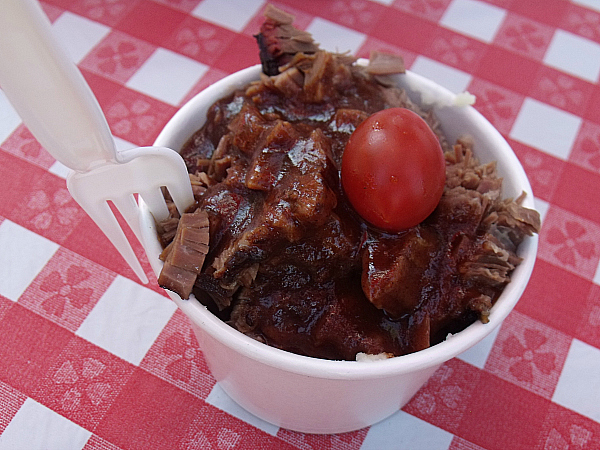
[155,5,540,361]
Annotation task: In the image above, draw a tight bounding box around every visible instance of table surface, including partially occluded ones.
[1,0,600,449]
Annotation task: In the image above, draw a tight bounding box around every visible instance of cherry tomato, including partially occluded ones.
[341,108,446,232]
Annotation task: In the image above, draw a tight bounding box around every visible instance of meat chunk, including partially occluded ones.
[158,209,210,299]
[366,50,406,75]
[361,228,440,318]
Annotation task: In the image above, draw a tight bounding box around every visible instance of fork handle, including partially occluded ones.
[0,0,116,172]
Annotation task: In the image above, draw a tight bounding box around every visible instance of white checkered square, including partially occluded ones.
[509,98,582,160]
[305,18,367,55]
[48,161,71,179]
[439,0,507,43]
[206,383,280,436]
[0,90,21,146]
[114,136,136,152]
[594,258,600,286]
[126,48,208,106]
[543,30,600,83]
[0,398,91,450]
[51,11,110,64]
[360,410,453,449]
[552,339,600,422]
[571,0,600,13]
[410,56,473,94]
[192,0,265,32]
[0,220,59,302]
[534,197,550,225]
[457,324,501,369]
[76,275,177,365]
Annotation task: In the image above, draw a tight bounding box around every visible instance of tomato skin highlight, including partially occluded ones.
[341,108,446,232]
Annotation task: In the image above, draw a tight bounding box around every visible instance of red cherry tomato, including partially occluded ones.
[341,108,446,232]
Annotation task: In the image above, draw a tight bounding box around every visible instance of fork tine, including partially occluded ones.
[111,194,144,246]
[165,181,194,217]
[139,187,170,223]
[67,178,148,284]
[76,197,148,284]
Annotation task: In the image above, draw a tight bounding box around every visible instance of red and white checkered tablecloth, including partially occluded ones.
[1,0,600,448]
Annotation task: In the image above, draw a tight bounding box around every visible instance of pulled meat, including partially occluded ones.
[255,4,319,76]
[156,6,540,360]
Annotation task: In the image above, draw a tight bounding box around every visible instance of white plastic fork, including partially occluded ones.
[0,0,195,284]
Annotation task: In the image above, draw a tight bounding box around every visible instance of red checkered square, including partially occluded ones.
[0,152,50,222]
[539,403,600,449]
[426,27,488,72]
[103,87,177,146]
[537,204,600,281]
[212,34,262,75]
[493,12,554,61]
[578,284,600,349]
[475,46,541,96]
[140,309,215,400]
[570,119,600,174]
[164,16,236,66]
[79,31,156,84]
[8,169,87,246]
[274,0,388,33]
[510,0,569,28]
[467,77,525,136]
[42,0,78,10]
[40,1,65,22]
[95,368,295,449]
[32,335,136,431]
[392,0,452,22]
[516,259,593,338]
[371,8,438,56]
[80,69,122,111]
[300,0,387,36]
[152,0,202,14]
[530,66,595,117]
[277,427,368,450]
[553,163,600,226]
[18,247,116,332]
[0,125,56,171]
[94,368,204,449]
[0,304,73,397]
[0,380,27,435]
[509,139,566,202]
[114,1,186,47]
[68,0,142,27]
[456,372,551,450]
[404,359,482,434]
[562,2,600,45]
[484,311,571,399]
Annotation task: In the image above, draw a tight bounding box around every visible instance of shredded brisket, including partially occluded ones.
[155,5,540,360]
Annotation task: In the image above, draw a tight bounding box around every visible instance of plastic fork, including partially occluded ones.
[0,0,195,284]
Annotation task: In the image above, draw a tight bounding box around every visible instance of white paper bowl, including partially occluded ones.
[139,63,538,434]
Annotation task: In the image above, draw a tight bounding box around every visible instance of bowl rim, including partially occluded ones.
[142,62,539,381]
